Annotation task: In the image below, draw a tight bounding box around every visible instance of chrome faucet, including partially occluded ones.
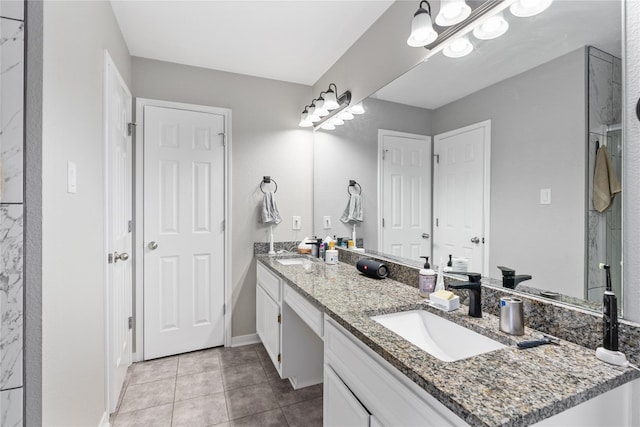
[448,272,482,318]
[497,266,532,289]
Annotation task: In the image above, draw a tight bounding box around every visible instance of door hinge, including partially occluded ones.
[277,314,281,324]
[382,218,385,228]
[382,149,388,160]
[223,303,226,315]
[127,122,137,136]
[434,154,440,164]
[218,132,226,146]
[128,316,133,330]
[108,253,113,264]
[277,353,281,363]
[222,219,225,231]
[436,218,439,227]
[128,220,133,233]
[482,237,485,244]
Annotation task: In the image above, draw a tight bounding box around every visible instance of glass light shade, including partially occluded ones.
[321,122,335,130]
[350,102,365,115]
[315,98,330,117]
[299,111,313,127]
[509,0,553,17]
[329,117,344,126]
[323,90,340,110]
[443,35,473,58]
[435,0,471,26]
[307,105,321,122]
[407,8,438,47]
[338,110,354,120]
[473,12,509,40]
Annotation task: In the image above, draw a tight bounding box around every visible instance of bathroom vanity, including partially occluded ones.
[256,254,640,427]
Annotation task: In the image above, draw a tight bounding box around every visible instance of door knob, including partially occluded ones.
[114,252,129,262]
[470,237,480,244]
[421,233,430,239]
[148,241,158,250]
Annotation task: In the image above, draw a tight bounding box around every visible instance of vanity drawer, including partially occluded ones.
[284,284,323,338]
[257,263,281,302]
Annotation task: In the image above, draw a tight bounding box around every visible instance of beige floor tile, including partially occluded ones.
[175,370,224,402]
[219,347,260,368]
[118,378,176,414]
[178,350,222,377]
[129,357,178,385]
[172,392,228,427]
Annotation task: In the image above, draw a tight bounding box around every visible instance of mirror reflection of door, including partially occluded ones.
[433,121,491,276]
[379,130,432,261]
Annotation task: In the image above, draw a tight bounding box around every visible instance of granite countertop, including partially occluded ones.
[256,254,640,427]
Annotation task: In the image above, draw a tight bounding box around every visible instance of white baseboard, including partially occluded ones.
[98,411,110,427]
[231,333,260,347]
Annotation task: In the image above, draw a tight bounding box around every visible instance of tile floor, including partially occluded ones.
[110,343,323,427]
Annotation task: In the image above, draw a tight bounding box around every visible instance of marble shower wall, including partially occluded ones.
[586,46,623,301]
[0,3,24,425]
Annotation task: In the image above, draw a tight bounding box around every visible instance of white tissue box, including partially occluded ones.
[428,294,460,312]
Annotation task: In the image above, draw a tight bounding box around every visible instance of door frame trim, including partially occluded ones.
[433,119,491,276]
[377,129,432,255]
[103,50,133,414]
[133,98,232,362]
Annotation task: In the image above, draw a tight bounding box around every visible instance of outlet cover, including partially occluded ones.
[292,216,301,230]
[323,216,332,229]
[540,188,551,205]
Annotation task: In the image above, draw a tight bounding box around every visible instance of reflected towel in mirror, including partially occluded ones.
[261,191,282,224]
[593,145,621,213]
[340,194,363,223]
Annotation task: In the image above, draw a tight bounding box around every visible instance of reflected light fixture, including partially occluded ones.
[407,1,438,47]
[298,107,313,127]
[443,35,473,58]
[323,84,340,110]
[350,102,365,115]
[435,0,471,27]
[314,96,330,117]
[329,117,345,126]
[338,110,354,120]
[510,0,553,17]
[321,122,336,130]
[472,11,509,40]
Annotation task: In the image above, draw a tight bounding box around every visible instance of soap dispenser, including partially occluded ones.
[419,256,436,298]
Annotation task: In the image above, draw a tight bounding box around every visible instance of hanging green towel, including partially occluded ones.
[593,145,621,212]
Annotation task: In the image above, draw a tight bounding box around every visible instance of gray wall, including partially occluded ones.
[624,0,640,323]
[132,57,314,339]
[313,98,431,248]
[432,48,587,297]
[41,1,132,425]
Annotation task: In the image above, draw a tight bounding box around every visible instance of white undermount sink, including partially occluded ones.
[370,310,506,362]
[276,258,306,266]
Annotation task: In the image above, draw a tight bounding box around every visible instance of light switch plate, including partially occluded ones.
[67,161,77,193]
[323,216,332,229]
[540,188,551,205]
[292,216,301,230]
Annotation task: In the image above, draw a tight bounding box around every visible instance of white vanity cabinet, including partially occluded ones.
[256,262,324,388]
[324,316,467,427]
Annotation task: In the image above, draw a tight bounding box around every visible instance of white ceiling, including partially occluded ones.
[373,0,622,109]
[110,0,394,86]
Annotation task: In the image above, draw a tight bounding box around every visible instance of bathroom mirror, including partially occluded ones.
[313,0,623,313]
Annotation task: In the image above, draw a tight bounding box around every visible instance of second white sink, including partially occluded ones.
[371,310,506,362]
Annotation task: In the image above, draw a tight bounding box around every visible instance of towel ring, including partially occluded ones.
[260,176,278,194]
[347,180,361,196]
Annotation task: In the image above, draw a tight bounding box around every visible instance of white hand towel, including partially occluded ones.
[261,191,282,224]
[593,146,621,213]
[340,194,364,223]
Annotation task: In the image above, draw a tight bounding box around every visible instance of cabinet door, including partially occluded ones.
[256,284,281,372]
[324,366,370,427]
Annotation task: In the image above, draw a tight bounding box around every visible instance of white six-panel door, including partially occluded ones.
[143,105,226,359]
[380,130,432,262]
[433,121,491,276]
[105,52,133,413]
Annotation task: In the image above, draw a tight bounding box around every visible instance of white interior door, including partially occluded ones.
[433,120,491,275]
[143,105,226,360]
[380,130,432,262]
[105,52,132,413]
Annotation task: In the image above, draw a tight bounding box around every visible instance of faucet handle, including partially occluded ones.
[497,266,515,276]
[448,272,481,283]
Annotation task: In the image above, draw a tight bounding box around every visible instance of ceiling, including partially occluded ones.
[373,0,622,109]
[110,0,394,86]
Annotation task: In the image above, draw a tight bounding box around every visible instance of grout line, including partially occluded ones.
[170,363,178,426]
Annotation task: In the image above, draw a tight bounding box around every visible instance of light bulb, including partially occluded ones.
[330,117,344,126]
[473,12,509,40]
[443,35,473,58]
[510,0,553,18]
[350,102,365,115]
[435,0,471,27]
[338,110,354,120]
[321,122,335,130]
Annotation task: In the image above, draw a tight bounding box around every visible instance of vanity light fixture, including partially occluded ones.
[350,102,365,115]
[472,11,509,40]
[443,35,473,58]
[299,83,354,130]
[509,0,553,18]
[322,84,340,110]
[298,107,313,128]
[435,0,471,27]
[407,1,438,47]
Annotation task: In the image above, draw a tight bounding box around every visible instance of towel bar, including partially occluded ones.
[348,180,361,195]
[260,176,278,193]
